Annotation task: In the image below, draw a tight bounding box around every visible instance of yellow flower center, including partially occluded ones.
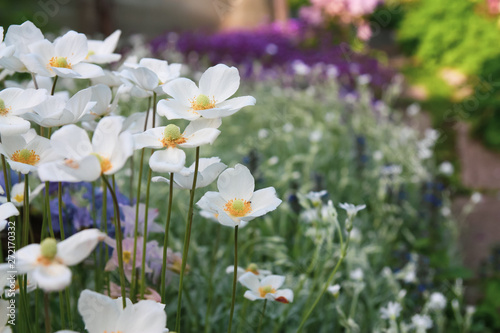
[0,98,10,116]
[13,193,24,203]
[123,250,131,265]
[224,199,251,217]
[86,50,95,59]
[48,56,71,68]
[91,153,112,173]
[258,285,276,297]
[11,149,40,166]
[246,263,259,275]
[190,94,216,111]
[161,124,186,148]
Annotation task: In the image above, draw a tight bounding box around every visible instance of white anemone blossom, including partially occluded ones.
[152,157,226,189]
[158,64,256,121]
[0,229,105,292]
[0,182,45,207]
[196,164,281,228]
[0,87,47,136]
[84,30,122,64]
[225,263,271,279]
[21,30,104,79]
[0,129,62,174]
[238,272,294,303]
[38,116,133,182]
[0,202,18,232]
[56,289,168,333]
[134,118,221,173]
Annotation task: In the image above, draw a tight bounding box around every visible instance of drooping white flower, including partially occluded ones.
[23,87,96,128]
[238,272,293,303]
[0,87,47,135]
[38,116,133,182]
[327,284,341,297]
[0,182,44,207]
[84,30,122,64]
[134,118,221,173]
[158,64,256,121]
[339,202,366,219]
[0,229,105,292]
[21,30,104,79]
[0,202,18,232]
[196,164,282,228]
[0,129,62,174]
[120,58,181,97]
[411,314,433,332]
[225,263,271,279]
[56,289,168,333]
[428,292,446,311]
[380,301,402,321]
[152,157,226,189]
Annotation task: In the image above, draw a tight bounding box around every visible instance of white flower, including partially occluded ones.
[0,129,62,174]
[120,58,181,97]
[471,192,482,204]
[438,161,454,176]
[0,299,12,333]
[305,190,327,206]
[38,116,133,182]
[411,314,432,332]
[23,87,96,127]
[238,272,293,303]
[339,203,366,219]
[380,301,402,321]
[406,103,420,116]
[152,157,226,189]
[350,268,364,281]
[428,292,446,311]
[0,202,18,232]
[0,87,47,135]
[158,64,256,121]
[134,118,221,173]
[57,289,168,333]
[84,30,122,64]
[225,263,271,279]
[196,164,282,228]
[466,305,475,316]
[0,182,44,207]
[21,30,104,78]
[327,284,341,297]
[122,110,159,134]
[1,229,105,292]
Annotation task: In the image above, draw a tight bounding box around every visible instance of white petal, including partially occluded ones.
[149,148,185,173]
[55,31,87,64]
[163,78,199,106]
[50,125,93,159]
[78,289,122,333]
[0,202,19,221]
[183,118,222,135]
[243,290,262,301]
[242,187,281,220]
[133,128,164,150]
[72,62,105,79]
[238,271,260,292]
[33,264,72,292]
[92,116,123,157]
[199,64,240,102]
[106,131,133,174]
[198,96,256,119]
[38,156,101,182]
[157,99,199,121]
[272,289,294,303]
[0,115,31,136]
[261,275,285,290]
[117,300,167,333]
[179,128,221,148]
[217,164,254,201]
[57,229,105,266]
[15,244,40,274]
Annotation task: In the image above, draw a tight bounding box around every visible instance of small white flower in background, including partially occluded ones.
[349,227,362,242]
[38,116,133,182]
[428,292,446,311]
[152,157,226,190]
[380,301,402,321]
[350,268,364,281]
[398,289,407,301]
[122,109,159,134]
[268,156,279,166]
[55,289,168,333]
[471,192,482,204]
[373,150,383,161]
[238,272,293,303]
[226,263,271,279]
[306,190,327,207]
[84,30,122,64]
[438,161,454,176]
[120,57,181,97]
[309,130,322,143]
[282,123,293,133]
[327,284,341,297]
[21,30,104,78]
[339,203,366,219]
[451,299,460,311]
[23,86,96,127]
[0,87,47,136]
[441,206,451,217]
[291,60,310,76]
[0,229,105,292]
[357,74,371,85]
[158,64,256,121]
[406,103,421,116]
[134,118,221,173]
[0,129,62,174]
[0,182,44,206]
[466,305,476,316]
[411,314,432,332]
[258,128,269,139]
[196,164,281,228]
[0,202,18,232]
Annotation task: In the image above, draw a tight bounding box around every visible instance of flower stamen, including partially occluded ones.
[258,285,276,297]
[48,56,71,69]
[224,199,251,217]
[189,94,216,111]
[0,98,11,116]
[11,149,40,166]
[160,124,186,148]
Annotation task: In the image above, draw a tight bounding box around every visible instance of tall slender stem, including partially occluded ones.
[51,76,58,95]
[160,172,174,303]
[102,175,127,308]
[175,147,200,332]
[227,226,239,333]
[140,164,153,299]
[44,293,51,333]
[101,179,110,295]
[1,156,10,202]
[204,224,221,333]
[22,176,29,246]
[256,299,268,333]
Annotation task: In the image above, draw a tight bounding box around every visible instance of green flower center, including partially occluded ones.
[196,94,211,108]
[40,238,58,260]
[163,124,182,141]
[232,199,245,212]
[0,98,9,116]
[246,263,259,274]
[190,94,216,111]
[49,56,71,68]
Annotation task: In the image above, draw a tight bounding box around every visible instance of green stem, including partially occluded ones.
[102,179,110,296]
[175,147,201,332]
[1,155,10,202]
[204,224,221,333]
[102,175,127,308]
[227,226,239,333]
[140,164,153,299]
[160,172,174,304]
[22,175,29,246]
[44,183,54,238]
[51,75,58,95]
[256,299,268,333]
[44,293,51,333]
